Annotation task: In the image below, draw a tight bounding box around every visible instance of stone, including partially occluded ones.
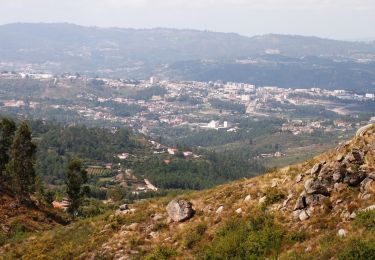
[258,196,267,204]
[296,174,303,183]
[368,172,375,180]
[119,204,129,211]
[361,204,375,212]
[294,196,307,210]
[311,163,322,175]
[235,208,242,214]
[343,171,367,186]
[244,195,252,202]
[361,178,373,193]
[334,182,347,192]
[271,179,278,188]
[166,199,194,222]
[338,229,347,238]
[304,179,330,196]
[216,206,224,214]
[345,150,364,165]
[292,210,302,220]
[349,212,357,219]
[332,172,342,183]
[299,210,310,221]
[127,223,139,231]
[153,214,164,221]
[305,194,327,207]
[336,155,344,162]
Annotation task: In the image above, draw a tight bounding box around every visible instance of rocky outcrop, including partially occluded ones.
[166,199,194,222]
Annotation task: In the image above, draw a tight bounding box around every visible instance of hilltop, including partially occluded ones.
[1,124,374,259]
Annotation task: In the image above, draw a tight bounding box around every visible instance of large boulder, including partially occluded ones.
[304,179,330,196]
[166,199,194,222]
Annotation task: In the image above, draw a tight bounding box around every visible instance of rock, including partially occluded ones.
[127,223,139,231]
[292,210,302,220]
[334,182,347,192]
[368,172,375,180]
[216,206,224,214]
[336,155,344,162]
[235,208,242,214]
[271,179,278,188]
[148,231,159,239]
[338,229,347,238]
[345,150,364,165]
[166,199,194,222]
[360,178,373,193]
[294,195,307,210]
[336,199,343,205]
[258,196,267,204]
[296,174,303,183]
[304,179,330,196]
[153,214,164,221]
[343,171,367,186]
[119,204,129,211]
[356,124,374,137]
[299,210,310,221]
[350,212,357,219]
[361,204,375,212]
[311,163,322,175]
[305,194,327,207]
[244,195,252,202]
[332,172,342,183]
[283,194,293,207]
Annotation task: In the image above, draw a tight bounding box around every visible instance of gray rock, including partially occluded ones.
[304,179,330,196]
[244,195,252,202]
[271,179,278,188]
[368,172,375,180]
[216,206,224,214]
[235,208,242,214]
[258,196,267,204]
[336,155,344,162]
[119,204,129,211]
[345,150,364,165]
[299,210,310,221]
[166,199,194,222]
[360,178,373,193]
[334,182,347,192]
[343,171,367,186]
[305,194,327,206]
[153,214,164,221]
[292,210,302,220]
[311,163,322,175]
[296,174,303,183]
[294,195,307,210]
[361,204,375,212]
[338,229,347,238]
[333,172,343,183]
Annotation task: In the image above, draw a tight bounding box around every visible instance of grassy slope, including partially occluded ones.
[1,126,375,259]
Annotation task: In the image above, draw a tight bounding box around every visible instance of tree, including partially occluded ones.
[6,121,36,201]
[65,159,88,217]
[0,118,16,185]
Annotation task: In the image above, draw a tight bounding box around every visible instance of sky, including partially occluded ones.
[0,0,374,40]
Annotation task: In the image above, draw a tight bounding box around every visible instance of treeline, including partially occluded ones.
[32,121,141,184]
[132,151,265,190]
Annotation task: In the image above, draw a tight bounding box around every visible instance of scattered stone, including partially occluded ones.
[361,204,375,212]
[148,231,159,239]
[153,214,164,221]
[271,179,278,188]
[166,199,194,222]
[244,195,252,202]
[345,150,364,165]
[311,163,322,175]
[305,194,327,206]
[119,204,129,211]
[336,199,343,205]
[332,172,342,183]
[334,183,347,192]
[216,206,224,214]
[338,229,347,238]
[258,196,267,204]
[304,179,330,196]
[349,212,357,219]
[343,171,367,186]
[299,210,310,221]
[296,174,303,183]
[127,223,139,231]
[292,210,302,220]
[336,155,344,162]
[294,195,307,210]
[361,178,373,193]
[235,208,242,214]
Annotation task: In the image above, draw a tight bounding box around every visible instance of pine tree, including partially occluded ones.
[7,121,36,200]
[65,159,88,217]
[0,118,16,185]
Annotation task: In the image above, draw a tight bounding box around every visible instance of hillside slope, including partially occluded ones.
[1,124,375,259]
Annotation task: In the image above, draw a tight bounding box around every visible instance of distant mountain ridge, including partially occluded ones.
[0,23,375,91]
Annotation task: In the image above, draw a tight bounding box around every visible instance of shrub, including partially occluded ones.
[145,246,177,260]
[184,222,207,249]
[264,188,286,206]
[354,210,375,230]
[338,239,375,260]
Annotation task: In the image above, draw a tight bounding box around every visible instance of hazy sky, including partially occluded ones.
[0,0,374,40]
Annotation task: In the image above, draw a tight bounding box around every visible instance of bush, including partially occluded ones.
[338,239,375,260]
[184,223,207,249]
[145,246,177,260]
[264,188,286,206]
[202,213,285,259]
[354,210,375,230]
